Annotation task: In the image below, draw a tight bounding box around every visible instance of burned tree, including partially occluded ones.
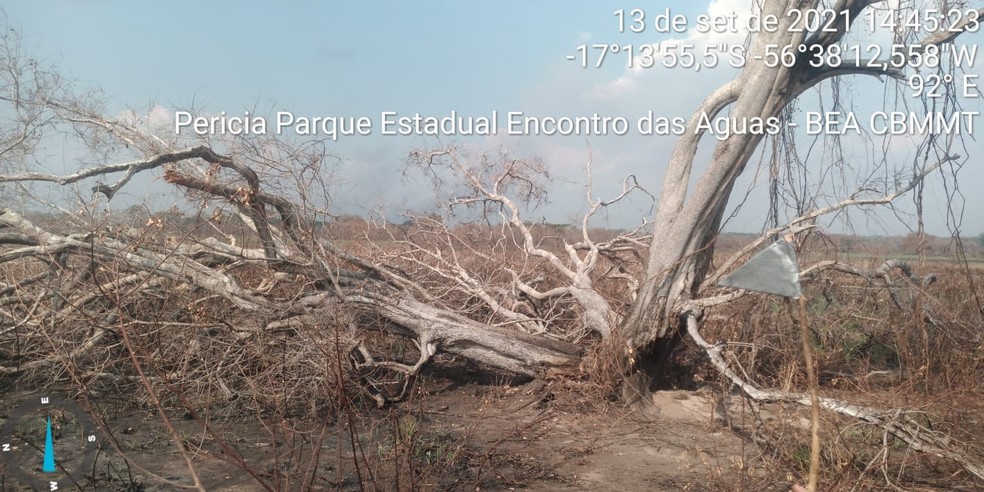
[2,1,984,486]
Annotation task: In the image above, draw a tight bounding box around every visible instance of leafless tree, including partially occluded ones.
[2,1,984,486]
[622,0,980,354]
[389,148,650,341]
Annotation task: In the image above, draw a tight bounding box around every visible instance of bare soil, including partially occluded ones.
[3,369,795,491]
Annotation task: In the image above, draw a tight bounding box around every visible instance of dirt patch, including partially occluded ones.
[3,376,794,491]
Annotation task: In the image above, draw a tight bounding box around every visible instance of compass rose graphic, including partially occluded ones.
[1,394,100,491]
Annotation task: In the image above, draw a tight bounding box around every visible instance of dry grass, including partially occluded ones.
[694,260,984,490]
[2,219,983,489]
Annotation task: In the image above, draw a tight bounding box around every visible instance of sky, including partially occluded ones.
[3,1,983,237]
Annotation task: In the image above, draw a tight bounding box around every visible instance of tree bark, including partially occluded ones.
[345,294,580,377]
[624,0,803,349]
[621,0,965,354]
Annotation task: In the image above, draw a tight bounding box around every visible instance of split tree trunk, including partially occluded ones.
[622,0,875,351]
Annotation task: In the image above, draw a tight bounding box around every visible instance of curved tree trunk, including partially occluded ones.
[2,0,978,395]
[622,0,886,350]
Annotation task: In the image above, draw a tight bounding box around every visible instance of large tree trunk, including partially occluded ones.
[2,0,976,394]
[622,0,857,349]
[346,294,580,377]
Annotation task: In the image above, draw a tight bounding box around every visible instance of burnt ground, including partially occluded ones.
[1,365,800,492]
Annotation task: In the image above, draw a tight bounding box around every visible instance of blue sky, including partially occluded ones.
[7,2,689,114]
[3,1,983,237]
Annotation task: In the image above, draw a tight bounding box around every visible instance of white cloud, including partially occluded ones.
[115,104,180,147]
[117,104,172,130]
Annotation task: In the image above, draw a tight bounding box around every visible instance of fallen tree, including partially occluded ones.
[2,2,984,487]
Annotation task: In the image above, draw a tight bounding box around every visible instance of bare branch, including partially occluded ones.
[916,7,984,47]
[707,154,955,290]
[0,145,226,196]
[685,313,984,481]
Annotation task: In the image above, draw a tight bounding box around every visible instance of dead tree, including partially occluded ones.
[620,0,982,372]
[390,148,650,341]
[2,2,983,480]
